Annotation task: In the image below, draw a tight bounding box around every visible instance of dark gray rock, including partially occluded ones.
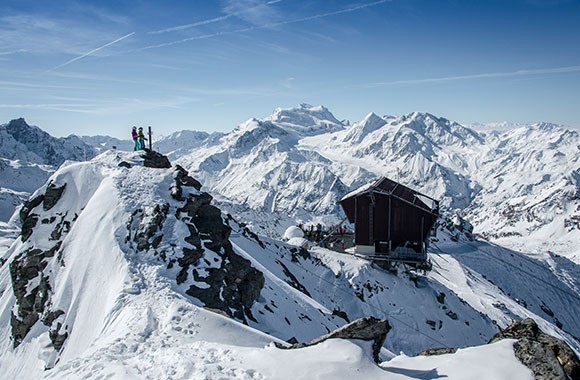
[135,203,169,251]
[9,243,61,348]
[183,238,264,323]
[176,247,204,284]
[171,165,202,200]
[174,165,202,189]
[43,182,66,210]
[275,316,391,363]
[489,318,580,380]
[177,193,213,221]
[19,194,44,242]
[19,194,44,225]
[50,214,71,241]
[147,164,265,324]
[49,322,68,351]
[20,214,39,242]
[141,149,171,169]
[417,347,458,356]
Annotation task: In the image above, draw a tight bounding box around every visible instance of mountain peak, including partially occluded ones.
[342,112,387,143]
[267,104,344,136]
[8,117,28,126]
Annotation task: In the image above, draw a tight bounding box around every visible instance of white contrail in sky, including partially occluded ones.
[368,65,580,86]
[137,0,389,51]
[49,32,136,71]
[0,49,27,56]
[149,0,284,34]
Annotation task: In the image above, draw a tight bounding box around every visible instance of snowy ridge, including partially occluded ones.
[266,103,345,136]
[2,150,576,378]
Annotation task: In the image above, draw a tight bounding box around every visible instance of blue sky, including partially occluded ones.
[1,0,579,139]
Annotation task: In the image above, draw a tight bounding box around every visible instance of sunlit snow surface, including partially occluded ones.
[0,150,574,379]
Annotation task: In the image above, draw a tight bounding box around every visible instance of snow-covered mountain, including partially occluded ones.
[0,118,97,222]
[0,150,577,379]
[0,118,94,165]
[173,106,373,237]
[1,107,579,264]
[154,129,224,161]
[157,105,579,263]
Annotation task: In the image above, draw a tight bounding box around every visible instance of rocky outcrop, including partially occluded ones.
[19,194,44,242]
[130,162,265,324]
[173,172,264,323]
[275,316,391,363]
[172,165,202,196]
[141,149,171,169]
[135,203,169,251]
[417,347,458,356]
[9,243,62,348]
[489,318,580,380]
[43,183,66,211]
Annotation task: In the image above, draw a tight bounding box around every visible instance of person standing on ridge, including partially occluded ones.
[131,126,139,151]
[138,127,147,150]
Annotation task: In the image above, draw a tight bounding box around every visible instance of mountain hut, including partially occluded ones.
[339,177,439,270]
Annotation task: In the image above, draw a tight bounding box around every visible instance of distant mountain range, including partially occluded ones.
[1,105,579,263]
[160,104,580,262]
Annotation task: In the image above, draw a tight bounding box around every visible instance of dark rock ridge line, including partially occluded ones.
[170,165,264,323]
[275,316,391,364]
[121,152,265,324]
[10,178,74,349]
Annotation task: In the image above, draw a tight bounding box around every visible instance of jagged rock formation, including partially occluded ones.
[142,149,172,169]
[169,169,264,323]
[124,153,264,323]
[9,243,63,348]
[275,316,391,363]
[489,318,580,380]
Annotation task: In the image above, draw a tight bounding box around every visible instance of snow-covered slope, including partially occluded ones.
[465,123,580,261]
[174,113,372,237]
[154,129,224,161]
[0,150,577,379]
